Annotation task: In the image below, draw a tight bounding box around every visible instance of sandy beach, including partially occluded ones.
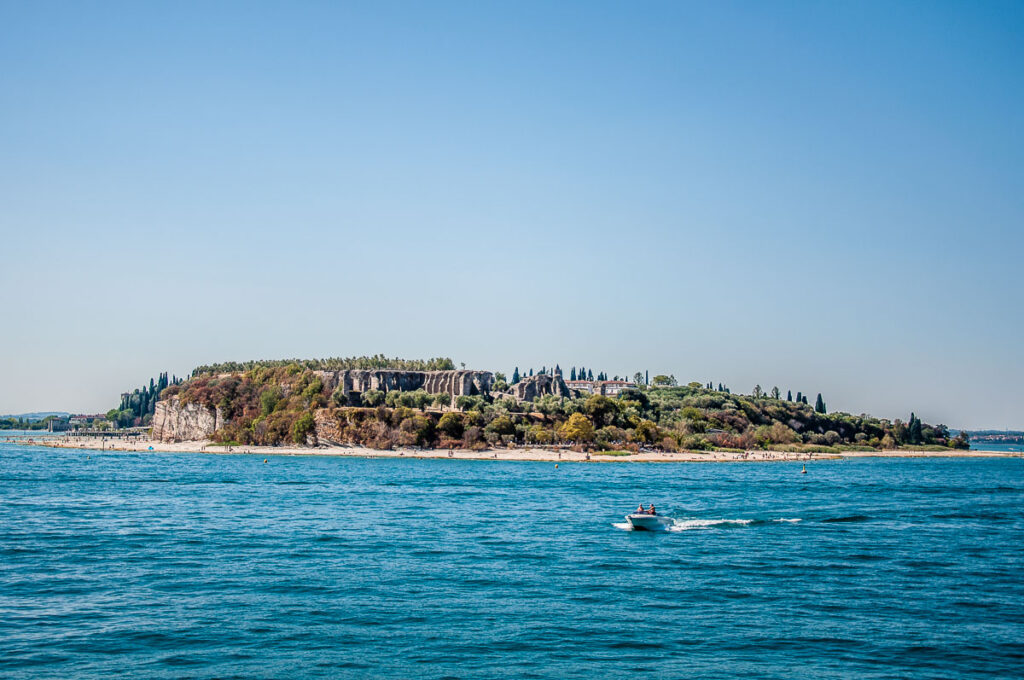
[13,435,1017,463]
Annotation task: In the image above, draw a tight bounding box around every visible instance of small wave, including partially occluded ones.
[822,514,870,523]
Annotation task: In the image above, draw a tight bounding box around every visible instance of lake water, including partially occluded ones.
[2,443,1022,679]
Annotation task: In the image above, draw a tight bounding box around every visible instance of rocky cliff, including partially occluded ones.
[151,397,226,442]
[151,369,494,441]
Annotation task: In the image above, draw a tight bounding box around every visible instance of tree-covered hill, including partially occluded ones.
[154,358,967,452]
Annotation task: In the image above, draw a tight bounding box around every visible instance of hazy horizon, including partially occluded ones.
[2,2,1022,430]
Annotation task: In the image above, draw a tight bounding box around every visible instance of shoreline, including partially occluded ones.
[10,435,1018,463]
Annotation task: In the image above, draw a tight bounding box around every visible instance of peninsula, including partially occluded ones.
[26,355,988,461]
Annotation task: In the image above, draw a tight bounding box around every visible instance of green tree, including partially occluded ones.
[815,394,826,414]
[292,412,315,444]
[771,386,781,399]
[361,389,385,407]
[753,385,763,398]
[585,394,618,427]
[786,390,792,401]
[512,367,520,384]
[260,386,283,415]
[437,412,464,438]
[908,412,923,445]
[558,413,594,443]
[632,419,660,445]
[633,372,645,387]
[484,416,515,439]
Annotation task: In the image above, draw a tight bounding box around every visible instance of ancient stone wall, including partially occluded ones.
[314,369,493,402]
[508,374,575,402]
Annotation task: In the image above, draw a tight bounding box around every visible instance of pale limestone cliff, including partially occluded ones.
[151,369,494,441]
[151,397,225,442]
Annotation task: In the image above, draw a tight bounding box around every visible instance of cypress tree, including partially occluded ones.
[908,412,923,445]
[512,367,520,384]
[787,390,792,401]
[570,367,576,380]
[815,393,826,414]
[587,369,593,381]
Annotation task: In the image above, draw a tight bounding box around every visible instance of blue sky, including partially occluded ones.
[1,1,1022,429]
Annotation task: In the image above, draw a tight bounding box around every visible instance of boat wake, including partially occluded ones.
[612,517,802,531]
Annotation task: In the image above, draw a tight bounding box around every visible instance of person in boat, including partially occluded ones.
[648,503,656,515]
[636,503,645,514]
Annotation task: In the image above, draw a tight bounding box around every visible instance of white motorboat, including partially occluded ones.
[625,513,672,531]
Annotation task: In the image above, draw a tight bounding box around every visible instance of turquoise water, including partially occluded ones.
[971,440,1024,453]
[2,444,1022,679]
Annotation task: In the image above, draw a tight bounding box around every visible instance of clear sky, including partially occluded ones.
[1,1,1022,429]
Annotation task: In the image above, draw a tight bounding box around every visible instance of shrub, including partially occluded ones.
[292,412,316,444]
[525,425,555,445]
[631,419,660,445]
[437,412,464,438]
[463,426,483,448]
[484,416,515,439]
[595,426,628,448]
[260,386,283,416]
[681,434,711,451]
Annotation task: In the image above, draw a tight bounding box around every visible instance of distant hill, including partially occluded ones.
[0,412,71,421]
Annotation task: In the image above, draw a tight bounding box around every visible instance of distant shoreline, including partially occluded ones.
[12,435,1018,463]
